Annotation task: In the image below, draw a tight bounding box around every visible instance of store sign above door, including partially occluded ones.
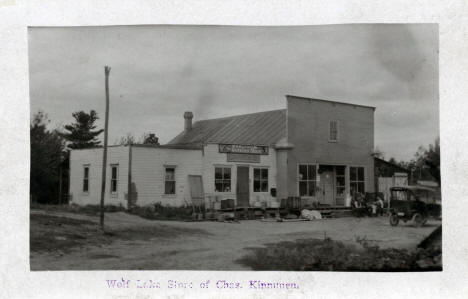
[219,144,269,155]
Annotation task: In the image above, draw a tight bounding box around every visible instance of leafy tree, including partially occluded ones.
[61,110,104,149]
[416,137,440,185]
[30,111,66,203]
[115,132,136,145]
[398,137,440,185]
[114,132,160,145]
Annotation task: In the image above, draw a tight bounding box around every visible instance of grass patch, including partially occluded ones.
[31,202,126,216]
[237,238,442,271]
[30,213,208,253]
[30,213,108,253]
[31,202,198,221]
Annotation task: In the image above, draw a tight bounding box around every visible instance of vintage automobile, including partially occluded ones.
[388,186,441,227]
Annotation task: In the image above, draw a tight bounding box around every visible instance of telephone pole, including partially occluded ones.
[100,66,111,228]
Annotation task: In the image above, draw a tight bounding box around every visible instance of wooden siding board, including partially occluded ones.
[69,146,129,207]
[286,97,375,197]
[202,144,278,206]
[130,147,203,207]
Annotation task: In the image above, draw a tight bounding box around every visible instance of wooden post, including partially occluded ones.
[100,66,111,228]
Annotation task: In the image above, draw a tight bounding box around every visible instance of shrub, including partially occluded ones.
[129,203,195,221]
[237,238,441,271]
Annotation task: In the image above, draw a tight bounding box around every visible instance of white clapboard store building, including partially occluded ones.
[69,95,375,209]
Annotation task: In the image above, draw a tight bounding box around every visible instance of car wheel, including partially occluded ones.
[389,214,399,226]
[412,213,423,227]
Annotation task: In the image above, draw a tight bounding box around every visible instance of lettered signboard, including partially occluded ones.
[218,144,269,155]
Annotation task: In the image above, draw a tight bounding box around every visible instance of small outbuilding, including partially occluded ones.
[374,157,410,201]
[69,95,376,209]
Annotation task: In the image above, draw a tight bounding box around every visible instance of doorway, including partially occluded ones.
[320,170,335,205]
[236,166,250,207]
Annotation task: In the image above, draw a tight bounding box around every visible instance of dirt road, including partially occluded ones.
[30,210,441,270]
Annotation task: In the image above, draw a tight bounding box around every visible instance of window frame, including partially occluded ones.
[110,164,119,194]
[83,165,90,193]
[253,167,269,193]
[329,120,339,142]
[164,167,176,195]
[214,166,232,193]
[350,166,365,195]
[298,164,318,197]
[335,166,346,198]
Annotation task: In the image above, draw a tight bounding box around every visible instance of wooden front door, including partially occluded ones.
[188,175,204,207]
[236,166,250,207]
[320,171,335,205]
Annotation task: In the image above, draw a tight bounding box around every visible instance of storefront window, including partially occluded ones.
[335,166,345,197]
[215,167,231,192]
[253,168,268,192]
[350,166,365,194]
[298,164,317,196]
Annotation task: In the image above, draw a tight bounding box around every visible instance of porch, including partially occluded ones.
[211,197,353,220]
[298,164,366,207]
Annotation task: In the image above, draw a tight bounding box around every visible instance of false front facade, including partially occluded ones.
[69,95,375,208]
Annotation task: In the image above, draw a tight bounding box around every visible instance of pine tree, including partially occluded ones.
[61,110,104,149]
[30,111,66,203]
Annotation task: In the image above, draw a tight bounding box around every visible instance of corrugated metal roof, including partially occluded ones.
[167,109,286,147]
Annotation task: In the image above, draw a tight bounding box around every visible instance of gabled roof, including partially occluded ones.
[167,109,286,148]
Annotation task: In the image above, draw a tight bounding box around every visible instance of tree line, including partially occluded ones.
[30,110,159,204]
[374,137,440,186]
[31,109,440,204]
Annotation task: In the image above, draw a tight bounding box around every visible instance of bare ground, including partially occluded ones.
[30,209,441,270]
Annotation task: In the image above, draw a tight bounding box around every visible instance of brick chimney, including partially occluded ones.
[184,111,193,132]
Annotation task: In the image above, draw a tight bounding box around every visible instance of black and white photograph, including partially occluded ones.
[5,0,468,298]
[27,24,442,272]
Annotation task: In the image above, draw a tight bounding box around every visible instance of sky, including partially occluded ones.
[28,24,439,162]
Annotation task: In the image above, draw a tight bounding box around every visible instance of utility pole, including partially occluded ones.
[100,66,111,228]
